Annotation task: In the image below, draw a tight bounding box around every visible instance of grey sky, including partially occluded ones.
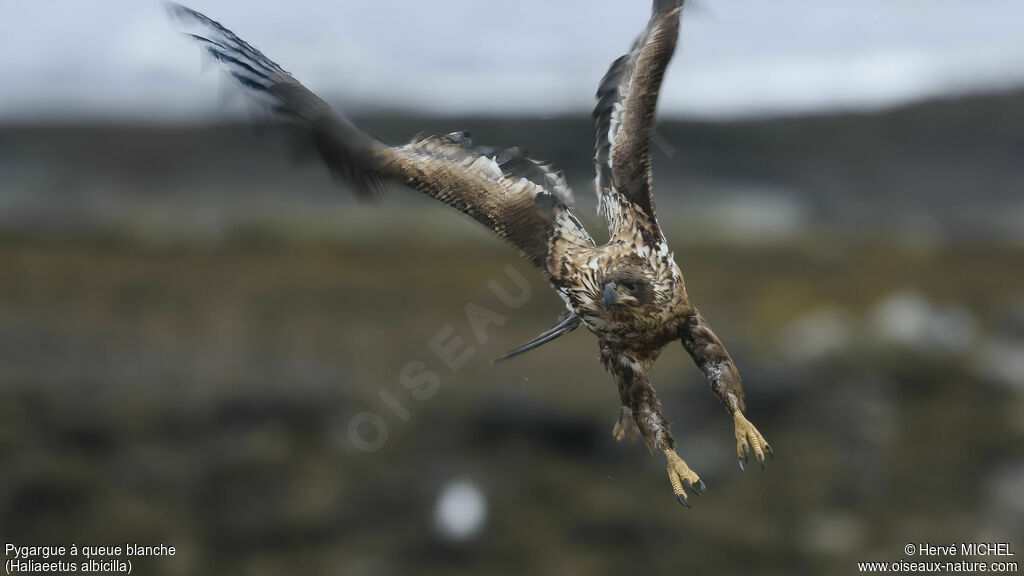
[2,0,1024,121]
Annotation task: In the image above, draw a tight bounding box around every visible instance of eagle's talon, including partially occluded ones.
[665,449,702,508]
[733,411,771,471]
[683,477,705,496]
[738,456,745,471]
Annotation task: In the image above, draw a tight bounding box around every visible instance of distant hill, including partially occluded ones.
[1,88,1021,241]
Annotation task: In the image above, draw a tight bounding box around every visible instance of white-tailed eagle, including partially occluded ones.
[169,0,771,507]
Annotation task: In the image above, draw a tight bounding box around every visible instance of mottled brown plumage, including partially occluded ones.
[170,0,772,507]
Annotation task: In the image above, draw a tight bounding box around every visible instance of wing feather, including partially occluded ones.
[169,3,593,282]
[392,134,591,277]
[593,0,684,245]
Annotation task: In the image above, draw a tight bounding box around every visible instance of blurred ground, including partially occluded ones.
[1,90,1023,575]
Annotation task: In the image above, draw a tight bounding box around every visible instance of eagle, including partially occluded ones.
[169,0,771,507]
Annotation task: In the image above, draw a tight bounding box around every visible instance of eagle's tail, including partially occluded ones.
[167,3,386,199]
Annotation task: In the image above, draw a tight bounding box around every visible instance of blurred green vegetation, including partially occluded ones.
[1,227,1021,575]
[1,89,1023,574]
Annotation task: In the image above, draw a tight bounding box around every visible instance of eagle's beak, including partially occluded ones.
[602,282,636,308]
[603,283,620,307]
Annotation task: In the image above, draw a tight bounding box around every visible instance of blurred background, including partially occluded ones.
[1,1,1023,574]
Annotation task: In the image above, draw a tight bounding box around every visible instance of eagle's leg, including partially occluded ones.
[603,351,704,506]
[679,307,773,470]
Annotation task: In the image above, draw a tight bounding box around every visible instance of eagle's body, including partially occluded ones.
[170,0,771,506]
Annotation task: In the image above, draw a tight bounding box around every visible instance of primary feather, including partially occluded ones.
[168,2,593,282]
[593,0,685,247]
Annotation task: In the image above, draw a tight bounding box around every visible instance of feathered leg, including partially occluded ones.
[603,350,705,507]
[679,307,773,470]
[612,406,638,442]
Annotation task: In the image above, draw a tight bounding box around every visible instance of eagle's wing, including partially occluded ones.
[593,0,683,247]
[168,3,594,285]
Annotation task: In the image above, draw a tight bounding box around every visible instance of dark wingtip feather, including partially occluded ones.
[168,3,287,76]
[169,3,388,202]
[199,39,273,81]
[653,0,685,14]
[230,73,271,93]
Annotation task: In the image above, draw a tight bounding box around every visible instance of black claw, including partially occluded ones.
[738,456,745,471]
[742,443,750,458]
[757,452,766,469]
[692,479,705,495]
[683,478,702,496]
[767,444,775,459]
[676,494,691,508]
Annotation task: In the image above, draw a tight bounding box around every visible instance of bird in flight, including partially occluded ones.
[169,0,772,507]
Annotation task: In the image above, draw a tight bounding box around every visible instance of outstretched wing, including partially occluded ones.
[593,0,683,246]
[168,3,594,283]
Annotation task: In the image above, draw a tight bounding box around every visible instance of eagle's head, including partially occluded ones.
[580,248,687,348]
[601,266,655,309]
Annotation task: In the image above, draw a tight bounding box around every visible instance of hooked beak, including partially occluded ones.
[603,282,636,308]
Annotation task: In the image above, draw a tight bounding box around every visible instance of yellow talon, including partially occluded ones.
[733,411,772,470]
[664,449,705,507]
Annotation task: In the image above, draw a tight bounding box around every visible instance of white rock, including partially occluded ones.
[977,339,1024,390]
[779,309,852,363]
[871,290,977,353]
[433,479,487,542]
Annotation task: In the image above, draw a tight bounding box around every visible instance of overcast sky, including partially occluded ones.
[2,0,1024,121]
